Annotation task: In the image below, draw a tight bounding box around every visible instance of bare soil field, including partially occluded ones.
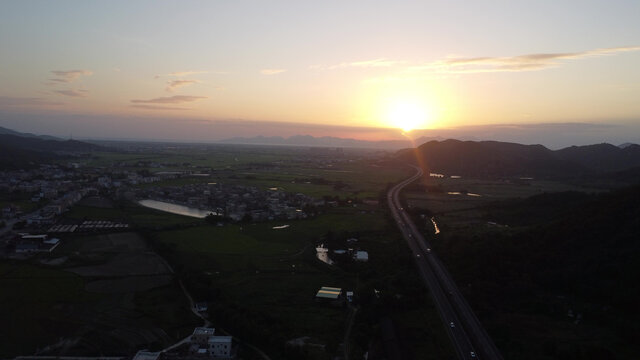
[62,233,172,293]
[67,252,171,277]
[77,196,115,208]
[76,232,148,253]
[85,275,173,293]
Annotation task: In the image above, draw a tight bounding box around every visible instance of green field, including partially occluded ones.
[0,231,201,357]
[0,262,93,357]
[150,201,456,359]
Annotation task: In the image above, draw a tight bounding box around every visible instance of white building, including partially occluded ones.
[189,327,234,359]
[208,336,233,358]
[192,327,216,347]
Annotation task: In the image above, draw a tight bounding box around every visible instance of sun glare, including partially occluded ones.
[387,101,428,132]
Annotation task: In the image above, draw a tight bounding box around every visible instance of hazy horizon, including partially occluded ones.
[1,111,638,150]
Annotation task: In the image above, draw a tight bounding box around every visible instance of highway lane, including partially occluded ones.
[387,165,502,360]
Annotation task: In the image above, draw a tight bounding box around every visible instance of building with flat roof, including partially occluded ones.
[355,250,369,262]
[208,336,233,358]
[192,327,216,347]
[316,286,342,300]
[132,351,161,360]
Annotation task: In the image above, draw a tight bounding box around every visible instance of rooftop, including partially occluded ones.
[132,351,161,360]
[193,327,216,336]
[316,286,342,299]
[208,336,233,343]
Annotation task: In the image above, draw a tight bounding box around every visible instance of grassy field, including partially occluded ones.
[404,176,603,215]
[0,230,201,358]
[88,147,413,200]
[0,262,97,357]
[152,203,456,359]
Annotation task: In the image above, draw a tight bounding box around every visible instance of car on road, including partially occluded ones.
[450,322,455,328]
[426,248,431,252]
[416,254,421,258]
[470,351,476,358]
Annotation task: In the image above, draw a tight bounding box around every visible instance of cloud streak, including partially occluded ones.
[165,80,200,92]
[50,69,93,83]
[53,89,88,97]
[131,104,189,111]
[0,96,64,107]
[313,47,639,75]
[130,95,207,104]
[312,58,404,70]
[260,69,287,75]
[154,70,212,79]
[417,46,640,74]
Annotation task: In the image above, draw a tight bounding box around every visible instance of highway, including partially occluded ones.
[387,165,503,360]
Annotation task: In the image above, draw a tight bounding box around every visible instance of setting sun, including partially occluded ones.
[387,101,429,132]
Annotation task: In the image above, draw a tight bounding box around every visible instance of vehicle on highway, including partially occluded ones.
[470,351,476,358]
[450,322,455,328]
[426,248,431,252]
[416,254,421,258]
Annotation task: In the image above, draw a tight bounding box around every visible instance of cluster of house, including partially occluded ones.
[13,233,60,253]
[132,327,234,360]
[139,183,320,222]
[325,238,370,262]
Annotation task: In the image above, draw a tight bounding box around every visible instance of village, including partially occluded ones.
[0,160,327,257]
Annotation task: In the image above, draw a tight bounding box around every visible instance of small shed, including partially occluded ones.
[355,250,369,262]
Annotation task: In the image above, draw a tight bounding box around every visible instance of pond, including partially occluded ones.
[138,199,216,219]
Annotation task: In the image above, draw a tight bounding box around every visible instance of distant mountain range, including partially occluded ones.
[219,134,638,151]
[0,127,102,169]
[217,134,444,149]
[397,139,640,178]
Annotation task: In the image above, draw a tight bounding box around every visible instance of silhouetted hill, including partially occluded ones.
[0,125,60,140]
[0,134,102,169]
[398,139,588,178]
[398,139,640,178]
[0,144,53,169]
[439,185,640,358]
[555,143,640,172]
[0,134,101,153]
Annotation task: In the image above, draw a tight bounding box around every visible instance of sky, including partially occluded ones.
[1,0,639,147]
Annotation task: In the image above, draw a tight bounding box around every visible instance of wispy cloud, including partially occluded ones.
[131,104,189,111]
[0,96,63,107]
[154,70,212,79]
[165,79,200,92]
[53,89,89,97]
[416,46,640,74]
[131,95,207,104]
[312,59,404,70]
[260,69,287,75]
[49,69,93,83]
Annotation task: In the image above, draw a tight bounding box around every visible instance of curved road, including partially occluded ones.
[387,165,503,360]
